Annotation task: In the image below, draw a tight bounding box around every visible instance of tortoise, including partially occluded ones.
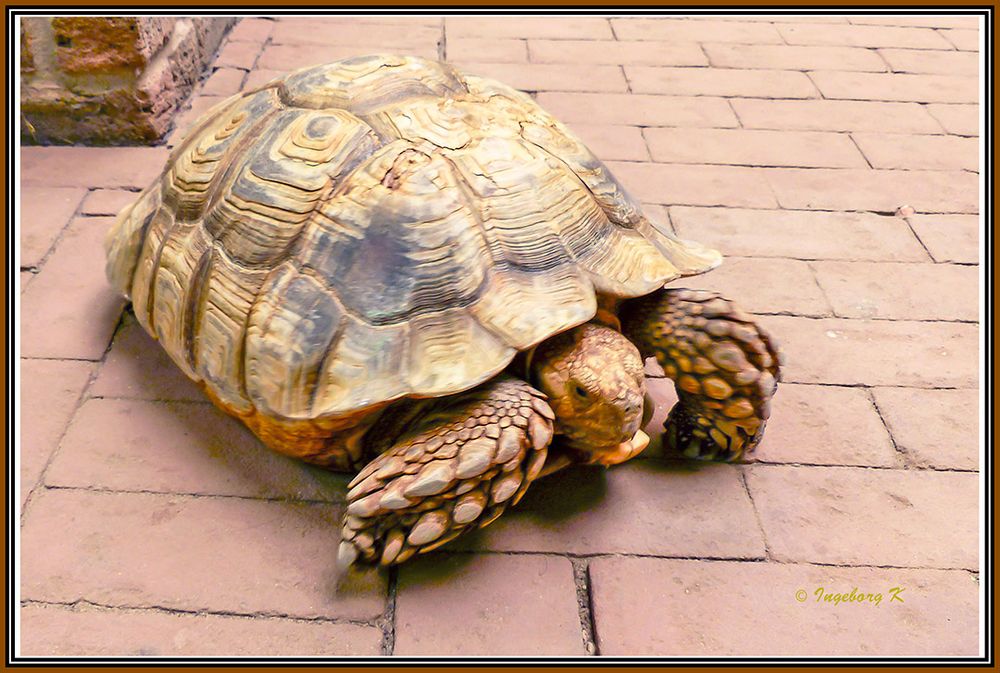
[104,54,782,569]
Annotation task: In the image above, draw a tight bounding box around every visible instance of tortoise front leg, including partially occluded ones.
[339,377,554,568]
[620,289,782,462]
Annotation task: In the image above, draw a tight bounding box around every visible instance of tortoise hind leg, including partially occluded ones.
[620,288,782,462]
[339,376,554,568]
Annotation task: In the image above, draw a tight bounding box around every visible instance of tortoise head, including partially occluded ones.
[531,323,649,466]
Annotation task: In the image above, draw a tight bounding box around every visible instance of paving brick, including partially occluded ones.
[688,14,849,24]
[214,40,262,70]
[939,29,979,51]
[242,69,284,91]
[669,207,929,262]
[227,17,274,43]
[200,67,246,96]
[778,23,954,49]
[454,460,765,558]
[611,18,783,43]
[446,16,612,39]
[79,189,137,216]
[21,147,170,189]
[873,387,979,470]
[757,315,978,388]
[275,15,442,27]
[446,37,527,63]
[849,15,980,29]
[645,128,866,168]
[754,383,897,467]
[566,123,648,161]
[731,98,943,134]
[258,44,440,72]
[20,217,125,360]
[851,132,979,171]
[394,554,584,655]
[274,21,441,48]
[20,271,34,293]
[537,92,739,127]
[19,187,86,268]
[813,261,979,321]
[745,465,978,568]
[455,62,626,93]
[879,48,979,75]
[704,43,886,72]
[590,557,979,655]
[90,313,204,401]
[809,71,978,104]
[166,96,229,147]
[640,376,677,458]
[626,66,819,98]
[608,162,777,208]
[20,603,382,656]
[907,214,980,263]
[45,398,349,502]
[19,359,93,508]
[926,103,979,136]
[528,39,707,66]
[21,489,386,620]
[675,257,831,317]
[765,168,978,213]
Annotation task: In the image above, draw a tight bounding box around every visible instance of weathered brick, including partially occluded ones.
[21,489,386,620]
[446,37,527,63]
[813,261,979,321]
[528,39,707,66]
[257,44,439,71]
[757,315,978,388]
[626,66,819,98]
[446,16,612,39]
[214,39,261,70]
[809,71,978,104]
[645,127,866,168]
[704,43,886,72]
[20,187,86,268]
[778,23,954,49]
[745,465,978,568]
[675,257,831,317]
[19,359,93,507]
[537,92,738,127]
[926,103,979,136]
[46,398,349,501]
[227,17,274,43]
[21,147,170,189]
[20,603,382,656]
[395,554,584,655]
[608,162,777,208]
[20,217,125,359]
[873,387,979,470]
[669,207,929,262]
[454,460,766,558]
[455,62,626,92]
[765,168,978,213]
[879,48,979,75]
[939,29,979,51]
[79,189,137,216]
[566,123,648,161]
[754,383,897,467]
[590,557,978,655]
[851,132,979,171]
[849,15,980,29]
[731,98,943,133]
[612,18,782,43]
[200,67,246,96]
[907,214,980,263]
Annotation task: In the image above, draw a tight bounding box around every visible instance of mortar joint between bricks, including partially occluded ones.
[570,558,599,656]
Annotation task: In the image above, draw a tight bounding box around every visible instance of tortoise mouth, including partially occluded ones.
[588,429,650,467]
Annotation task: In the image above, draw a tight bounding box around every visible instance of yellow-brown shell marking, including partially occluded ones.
[105,54,721,444]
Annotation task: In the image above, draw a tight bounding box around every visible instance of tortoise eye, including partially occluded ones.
[572,383,589,399]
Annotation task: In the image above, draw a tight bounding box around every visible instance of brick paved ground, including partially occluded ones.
[18,14,982,658]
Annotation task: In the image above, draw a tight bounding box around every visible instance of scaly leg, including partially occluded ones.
[620,289,782,461]
[339,376,554,568]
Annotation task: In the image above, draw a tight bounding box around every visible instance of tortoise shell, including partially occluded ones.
[105,54,720,431]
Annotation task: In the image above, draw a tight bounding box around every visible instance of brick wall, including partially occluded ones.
[20,16,236,145]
